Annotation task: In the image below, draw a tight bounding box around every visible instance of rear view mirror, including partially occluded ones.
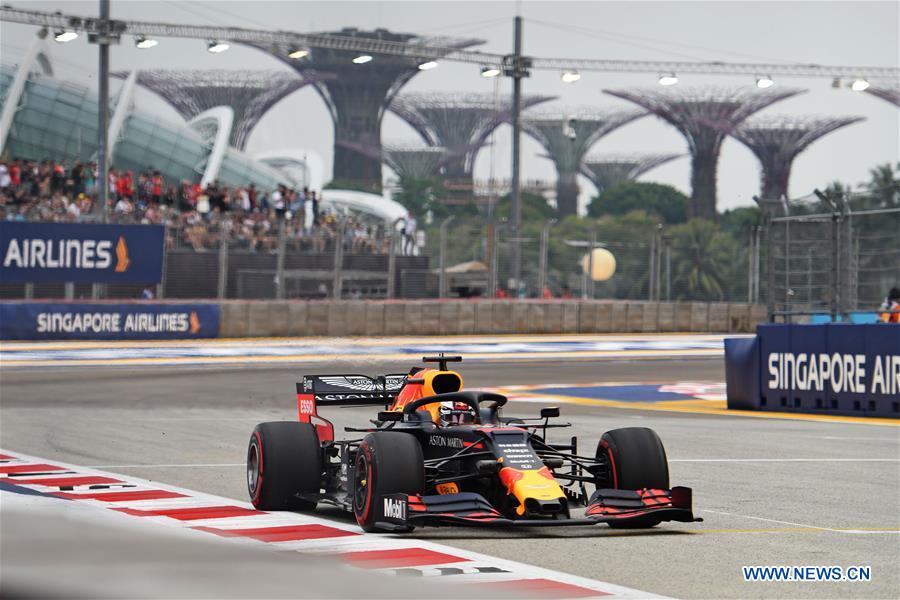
[378,411,403,422]
[540,407,560,419]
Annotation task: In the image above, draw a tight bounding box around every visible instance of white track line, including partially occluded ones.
[702,509,900,535]
[670,458,900,463]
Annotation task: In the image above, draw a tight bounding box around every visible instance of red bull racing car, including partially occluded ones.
[247,356,701,532]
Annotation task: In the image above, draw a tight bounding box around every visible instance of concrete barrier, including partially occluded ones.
[212,300,766,338]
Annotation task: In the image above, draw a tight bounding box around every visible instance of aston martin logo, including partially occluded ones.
[319,376,406,391]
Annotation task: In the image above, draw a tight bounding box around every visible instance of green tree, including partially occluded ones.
[492,191,556,223]
[391,175,447,221]
[588,181,688,224]
[719,206,763,237]
[669,219,743,301]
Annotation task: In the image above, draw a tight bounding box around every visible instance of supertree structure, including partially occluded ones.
[381,143,452,180]
[582,153,684,193]
[728,115,865,199]
[389,92,556,188]
[258,29,483,192]
[113,69,318,150]
[603,87,804,219]
[863,83,900,107]
[522,108,646,217]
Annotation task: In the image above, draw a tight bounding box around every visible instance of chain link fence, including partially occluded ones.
[761,190,900,321]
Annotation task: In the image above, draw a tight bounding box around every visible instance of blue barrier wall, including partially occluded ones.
[0,222,164,283]
[726,323,900,418]
[0,303,220,340]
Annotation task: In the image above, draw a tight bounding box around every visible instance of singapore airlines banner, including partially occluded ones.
[725,323,900,418]
[0,222,164,283]
[0,302,220,340]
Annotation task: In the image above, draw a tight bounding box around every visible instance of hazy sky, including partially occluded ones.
[2,1,898,211]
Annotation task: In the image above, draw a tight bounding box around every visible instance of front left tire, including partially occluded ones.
[352,432,424,532]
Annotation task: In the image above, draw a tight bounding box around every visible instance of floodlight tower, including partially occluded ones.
[262,29,482,192]
[113,69,317,150]
[863,84,900,107]
[389,92,555,191]
[729,115,865,199]
[522,108,645,217]
[582,153,683,193]
[604,87,804,219]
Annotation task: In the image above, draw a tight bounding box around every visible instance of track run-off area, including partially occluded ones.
[1,334,898,598]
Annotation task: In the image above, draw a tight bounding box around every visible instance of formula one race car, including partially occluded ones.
[246,355,701,532]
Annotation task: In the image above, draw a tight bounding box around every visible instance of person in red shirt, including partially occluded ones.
[9,160,20,187]
[151,171,163,204]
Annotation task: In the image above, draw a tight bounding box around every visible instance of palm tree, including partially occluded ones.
[670,219,739,301]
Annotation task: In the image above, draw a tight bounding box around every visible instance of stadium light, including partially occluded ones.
[851,78,870,91]
[481,65,501,78]
[54,29,78,43]
[134,36,158,49]
[207,40,229,53]
[755,75,774,88]
[418,60,439,71]
[352,54,373,64]
[658,73,678,86]
[288,47,309,59]
[560,70,581,83]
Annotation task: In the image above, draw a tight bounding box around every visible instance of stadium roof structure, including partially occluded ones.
[259,28,483,192]
[389,92,556,182]
[604,87,804,220]
[863,84,900,107]
[522,108,646,217]
[728,115,865,200]
[112,69,320,151]
[582,153,684,193]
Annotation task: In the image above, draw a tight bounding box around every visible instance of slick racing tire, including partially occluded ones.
[248,422,321,511]
[596,427,669,528]
[353,432,424,533]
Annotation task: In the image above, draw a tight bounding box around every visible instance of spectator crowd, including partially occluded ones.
[0,158,398,255]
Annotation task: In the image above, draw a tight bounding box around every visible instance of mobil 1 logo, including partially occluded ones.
[381,493,408,525]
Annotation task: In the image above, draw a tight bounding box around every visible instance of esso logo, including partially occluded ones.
[299,399,316,415]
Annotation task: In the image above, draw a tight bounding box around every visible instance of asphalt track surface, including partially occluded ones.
[2,356,899,598]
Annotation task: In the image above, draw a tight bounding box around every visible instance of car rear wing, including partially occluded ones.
[296,374,408,424]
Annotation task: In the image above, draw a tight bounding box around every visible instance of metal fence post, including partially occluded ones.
[156,224,168,300]
[587,229,597,299]
[537,219,554,296]
[275,218,286,300]
[439,215,456,299]
[387,232,397,299]
[748,228,755,304]
[65,282,74,300]
[24,282,34,300]
[217,220,228,299]
[648,229,657,301]
[332,220,344,300]
[765,217,775,320]
[489,222,504,298]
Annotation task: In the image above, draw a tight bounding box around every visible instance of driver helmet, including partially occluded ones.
[438,401,476,426]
